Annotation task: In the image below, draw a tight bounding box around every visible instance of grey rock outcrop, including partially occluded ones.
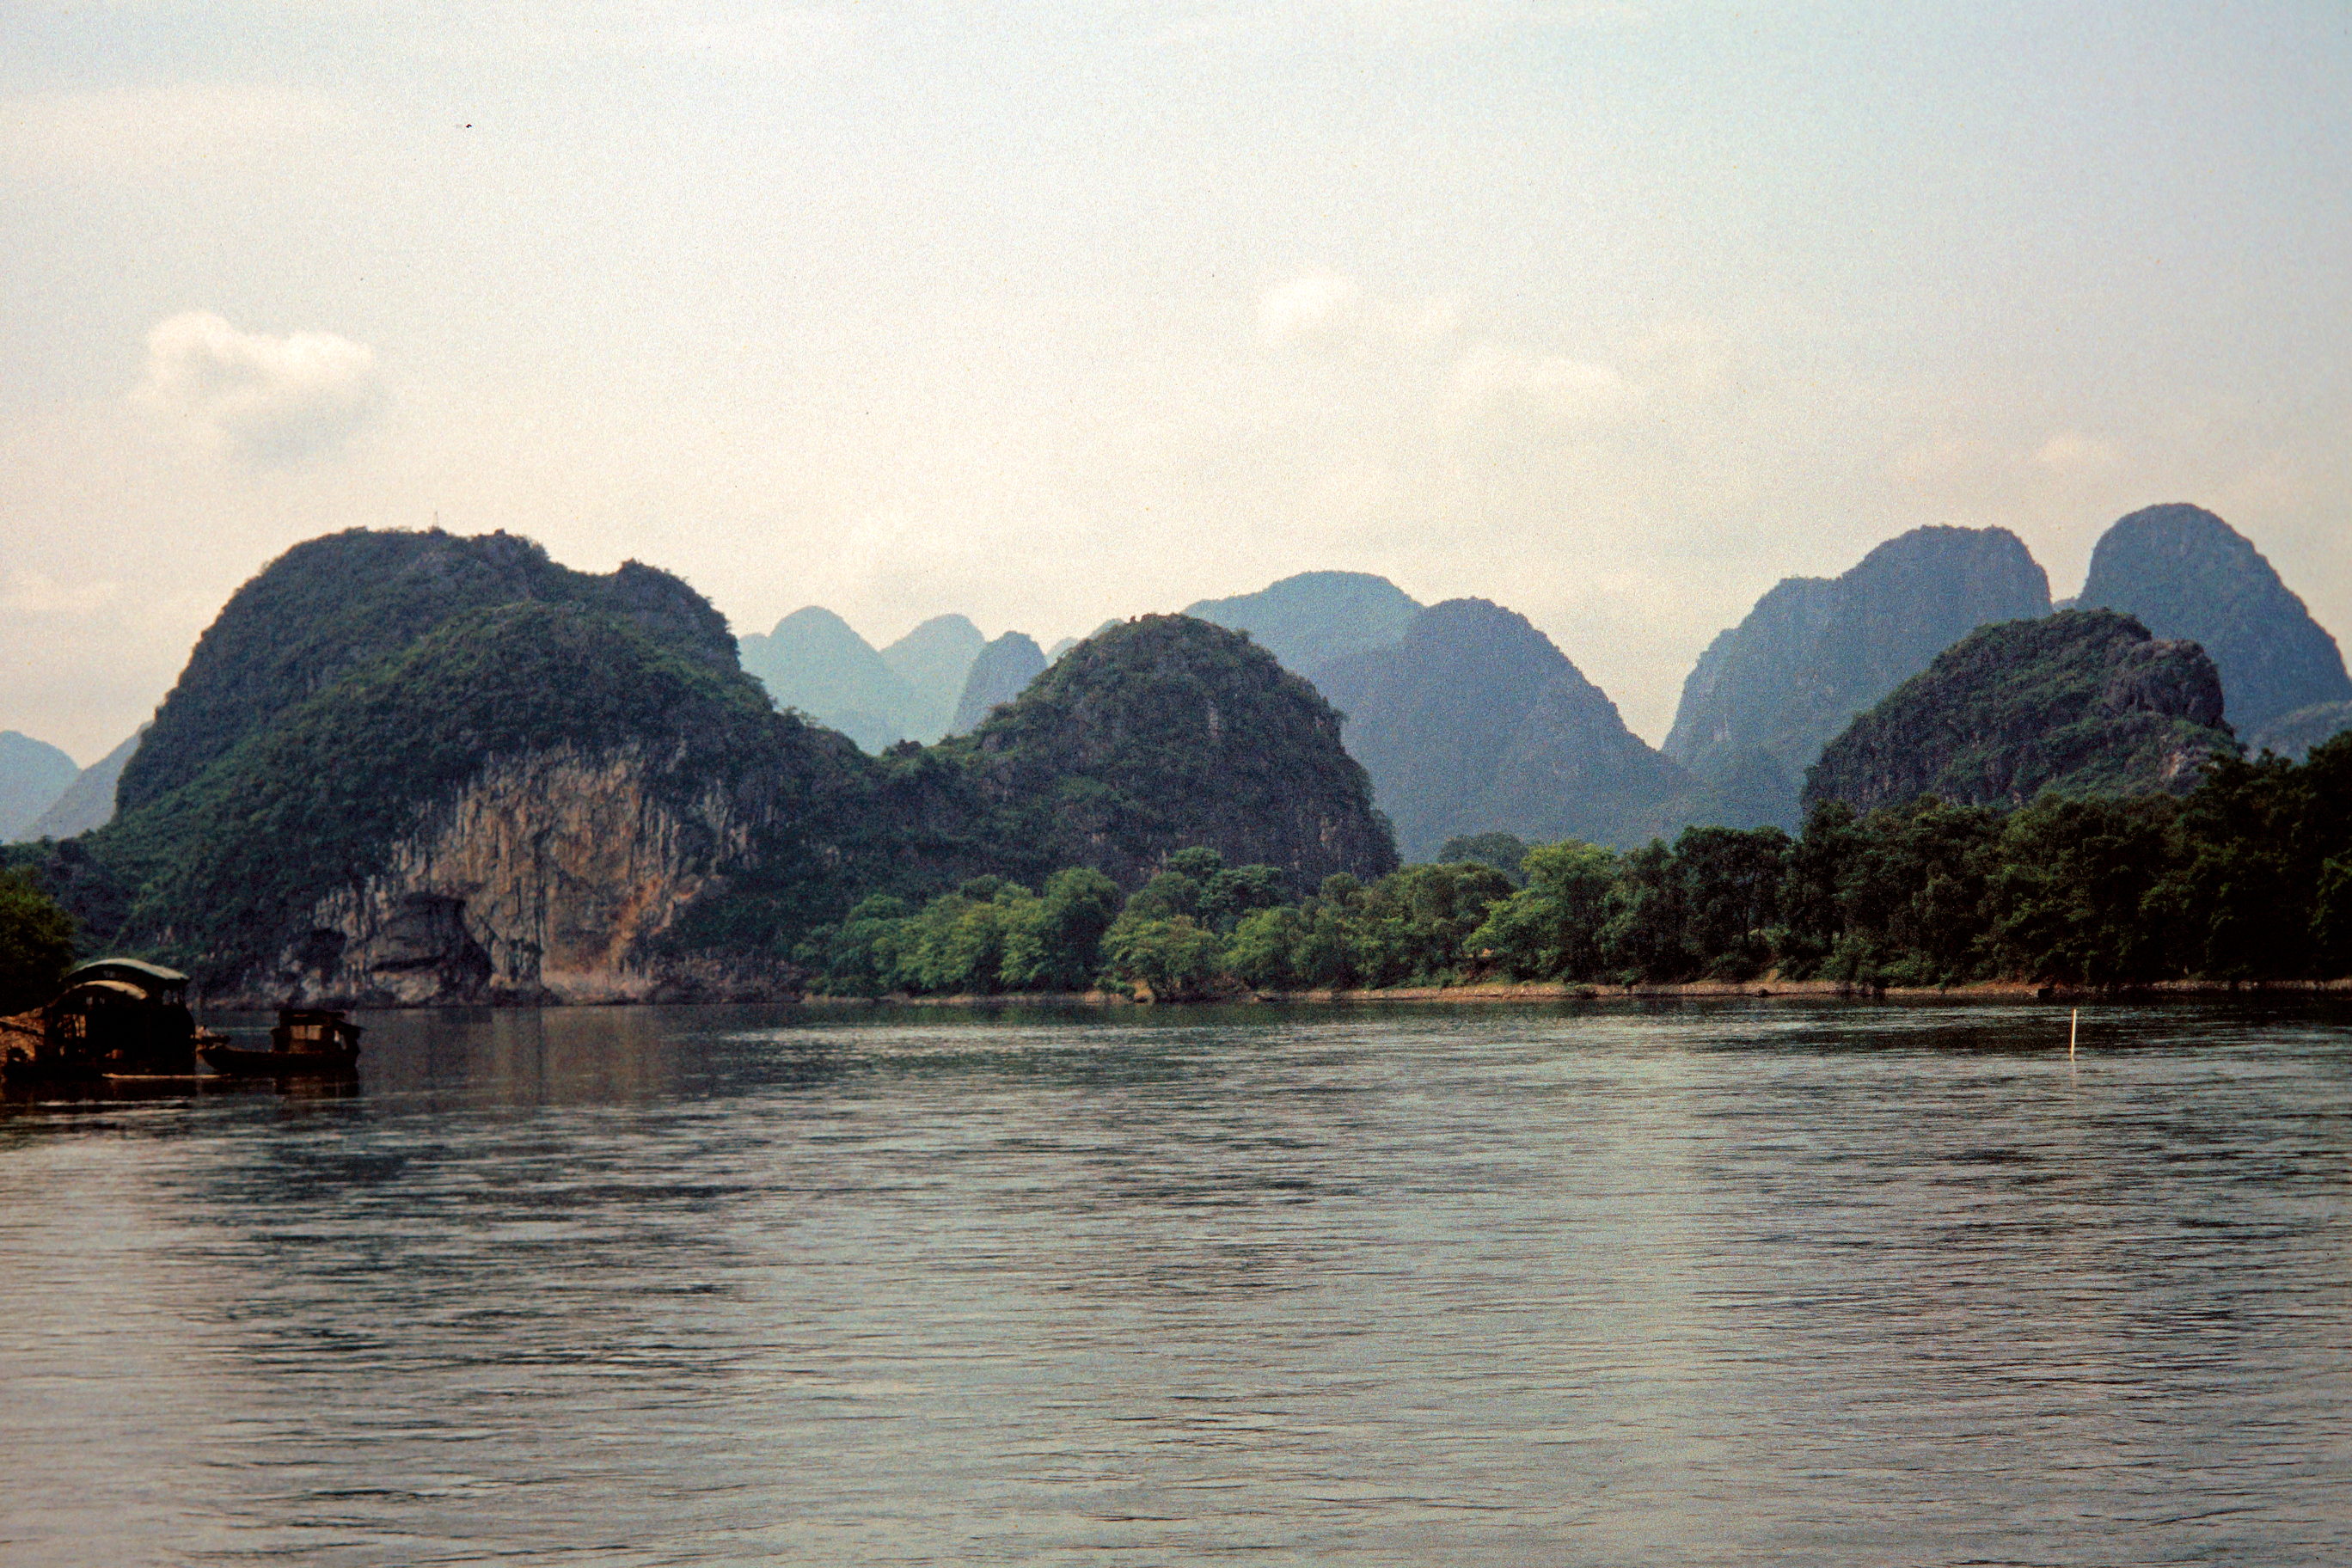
[276,744,785,1006]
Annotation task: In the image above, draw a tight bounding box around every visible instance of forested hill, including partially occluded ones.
[9,537,1394,1002]
[1803,610,2239,814]
[953,615,1396,889]
[118,529,736,814]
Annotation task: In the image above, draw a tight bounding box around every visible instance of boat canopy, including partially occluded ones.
[60,959,190,994]
[53,979,152,1004]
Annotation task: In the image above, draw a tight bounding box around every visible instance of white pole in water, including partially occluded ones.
[2069,1007,2079,1060]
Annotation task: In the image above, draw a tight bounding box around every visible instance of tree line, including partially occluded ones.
[799,732,2352,996]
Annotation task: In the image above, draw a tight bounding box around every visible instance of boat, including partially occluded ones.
[196,1008,362,1077]
[1,959,212,1085]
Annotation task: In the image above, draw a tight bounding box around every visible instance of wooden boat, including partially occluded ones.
[196,1008,362,1077]
[2,959,210,1085]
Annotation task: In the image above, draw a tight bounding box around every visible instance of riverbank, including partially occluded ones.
[803,975,2352,1008]
[178,973,2352,1014]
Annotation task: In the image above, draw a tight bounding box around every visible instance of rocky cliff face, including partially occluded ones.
[2077,503,2350,735]
[269,744,786,1006]
[1666,526,2053,825]
[1803,609,2239,814]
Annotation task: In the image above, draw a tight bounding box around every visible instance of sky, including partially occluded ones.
[4,0,2348,763]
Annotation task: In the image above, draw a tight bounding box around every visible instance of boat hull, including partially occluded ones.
[196,1044,359,1077]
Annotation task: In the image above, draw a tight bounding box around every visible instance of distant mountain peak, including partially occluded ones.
[1185,570,1423,677]
[2077,503,2349,735]
[879,614,986,739]
[1314,597,1690,859]
[950,631,1047,735]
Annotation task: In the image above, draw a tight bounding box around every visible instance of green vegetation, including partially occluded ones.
[119,528,736,812]
[796,733,2352,996]
[70,602,848,986]
[22,524,2341,1007]
[0,868,76,1015]
[1804,609,2239,816]
[950,615,1396,888]
[13,535,1393,998]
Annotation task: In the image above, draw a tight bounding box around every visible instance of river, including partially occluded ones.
[2,998,2346,1565]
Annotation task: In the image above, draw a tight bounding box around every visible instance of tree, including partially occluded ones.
[1099,911,1224,998]
[0,869,75,1016]
[1001,867,1121,990]
[1438,831,1530,886]
[1467,840,1618,981]
[1674,825,1790,980]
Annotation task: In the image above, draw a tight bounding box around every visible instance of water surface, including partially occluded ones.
[3,998,2347,1565]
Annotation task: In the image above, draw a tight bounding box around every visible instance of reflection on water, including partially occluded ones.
[2,998,2349,1565]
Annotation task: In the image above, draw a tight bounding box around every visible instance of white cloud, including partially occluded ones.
[1258,273,1371,350]
[1449,342,1636,422]
[132,312,387,464]
[2033,431,2121,475]
[2,570,121,617]
[1257,272,1460,355]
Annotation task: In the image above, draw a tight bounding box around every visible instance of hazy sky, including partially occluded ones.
[6,1,2348,761]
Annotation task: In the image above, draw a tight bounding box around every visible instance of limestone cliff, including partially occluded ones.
[97,597,864,1003]
[274,745,783,1006]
